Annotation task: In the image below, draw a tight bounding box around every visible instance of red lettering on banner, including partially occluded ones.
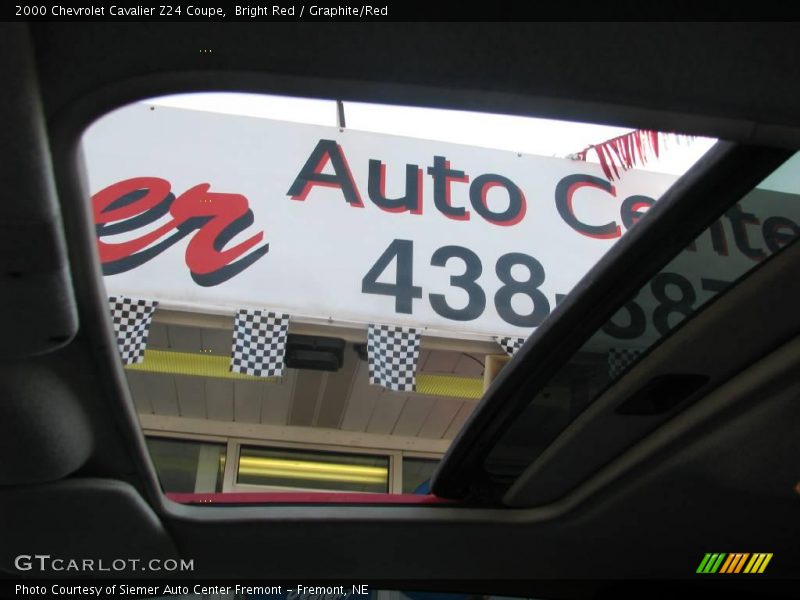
[92,177,269,286]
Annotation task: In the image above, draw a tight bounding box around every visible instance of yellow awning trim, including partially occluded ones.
[126,349,483,399]
[126,349,278,382]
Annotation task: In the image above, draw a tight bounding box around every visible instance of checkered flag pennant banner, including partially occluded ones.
[108,296,158,365]
[367,324,422,393]
[608,347,642,378]
[496,336,526,357]
[230,309,290,378]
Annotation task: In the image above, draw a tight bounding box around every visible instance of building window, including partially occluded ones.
[402,458,439,494]
[146,437,225,493]
[236,446,389,493]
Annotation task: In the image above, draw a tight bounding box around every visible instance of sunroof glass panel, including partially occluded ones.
[484,152,800,479]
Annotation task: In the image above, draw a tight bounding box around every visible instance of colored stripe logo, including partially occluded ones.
[697,553,773,574]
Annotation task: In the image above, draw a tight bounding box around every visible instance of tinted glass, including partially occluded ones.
[485,152,800,478]
[146,437,225,493]
[402,458,439,494]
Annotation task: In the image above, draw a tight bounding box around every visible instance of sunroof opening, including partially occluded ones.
[82,92,714,501]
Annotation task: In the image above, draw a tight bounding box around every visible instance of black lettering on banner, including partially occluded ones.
[725,203,766,261]
[602,273,741,341]
[603,273,701,341]
[700,277,731,294]
[555,173,621,239]
[762,215,800,253]
[429,246,486,321]
[427,155,470,220]
[287,139,364,206]
[469,173,527,226]
[494,253,551,327]
[651,272,696,336]
[689,220,731,257]
[367,159,423,214]
[361,239,422,314]
[620,195,655,229]
[602,300,647,339]
[359,239,764,341]
[362,240,554,327]
[707,220,730,256]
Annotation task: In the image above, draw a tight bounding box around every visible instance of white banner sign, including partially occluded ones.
[84,105,694,339]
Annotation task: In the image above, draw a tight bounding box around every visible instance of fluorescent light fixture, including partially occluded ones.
[238,456,388,485]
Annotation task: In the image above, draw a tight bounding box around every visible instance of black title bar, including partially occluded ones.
[5,1,800,22]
